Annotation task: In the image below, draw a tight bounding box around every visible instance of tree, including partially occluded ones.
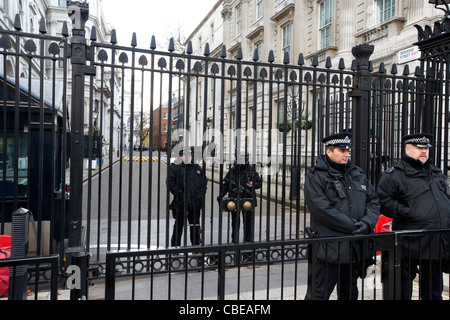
[132,112,151,146]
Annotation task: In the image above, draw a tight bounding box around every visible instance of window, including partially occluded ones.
[319,0,332,49]
[236,4,242,36]
[256,0,263,20]
[256,42,263,61]
[59,0,67,7]
[282,23,291,58]
[377,0,395,23]
[0,134,28,197]
[163,124,168,133]
[163,112,168,119]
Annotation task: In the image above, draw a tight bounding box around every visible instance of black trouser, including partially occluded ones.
[231,210,253,244]
[400,258,443,300]
[306,261,359,300]
[171,207,201,246]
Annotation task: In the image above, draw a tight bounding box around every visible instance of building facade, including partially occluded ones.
[183,0,444,165]
[0,0,122,157]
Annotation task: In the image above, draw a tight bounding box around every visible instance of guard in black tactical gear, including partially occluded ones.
[167,147,207,246]
[304,132,380,300]
[377,133,450,300]
[218,153,262,244]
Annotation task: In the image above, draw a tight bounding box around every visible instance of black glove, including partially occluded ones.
[353,221,369,234]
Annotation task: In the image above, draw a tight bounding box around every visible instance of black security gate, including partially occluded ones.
[0,1,449,300]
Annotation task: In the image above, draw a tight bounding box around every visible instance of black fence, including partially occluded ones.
[104,230,450,300]
[0,254,59,300]
[0,2,450,301]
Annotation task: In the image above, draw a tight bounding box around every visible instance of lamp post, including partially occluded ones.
[116,125,121,157]
[287,83,300,201]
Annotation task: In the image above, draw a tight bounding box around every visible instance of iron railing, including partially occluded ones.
[0,254,59,300]
[0,2,449,301]
[103,230,450,300]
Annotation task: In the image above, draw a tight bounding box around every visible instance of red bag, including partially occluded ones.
[0,235,11,297]
[375,214,392,233]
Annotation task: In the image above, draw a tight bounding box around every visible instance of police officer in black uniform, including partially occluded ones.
[304,132,380,300]
[168,147,207,247]
[377,133,450,300]
[218,153,262,244]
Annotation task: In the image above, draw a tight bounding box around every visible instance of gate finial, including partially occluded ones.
[351,44,374,70]
[67,0,89,33]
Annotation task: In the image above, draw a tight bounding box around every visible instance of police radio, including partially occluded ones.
[333,180,346,199]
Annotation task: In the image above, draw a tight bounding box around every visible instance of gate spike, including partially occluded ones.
[252,48,259,62]
[110,29,117,45]
[298,53,304,66]
[14,14,21,31]
[90,26,97,41]
[414,66,423,77]
[39,17,47,34]
[268,50,274,63]
[403,64,410,76]
[186,41,193,54]
[311,55,319,67]
[325,56,332,68]
[237,47,243,60]
[220,45,227,58]
[131,32,137,47]
[338,57,345,70]
[150,36,156,50]
[379,62,386,73]
[203,42,210,56]
[391,63,398,75]
[62,21,69,37]
[168,38,175,52]
[283,51,290,64]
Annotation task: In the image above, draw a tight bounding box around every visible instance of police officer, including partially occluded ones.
[168,147,207,247]
[218,153,262,244]
[376,133,450,300]
[304,132,380,300]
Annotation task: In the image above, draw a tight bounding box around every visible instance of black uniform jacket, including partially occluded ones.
[168,161,207,211]
[220,163,262,208]
[377,156,450,260]
[304,155,380,264]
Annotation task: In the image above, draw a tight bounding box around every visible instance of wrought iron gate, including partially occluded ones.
[0,1,450,300]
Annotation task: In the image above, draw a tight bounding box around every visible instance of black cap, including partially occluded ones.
[402,133,433,148]
[322,132,352,150]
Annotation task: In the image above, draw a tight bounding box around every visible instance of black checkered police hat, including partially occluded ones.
[322,132,352,150]
[402,133,433,148]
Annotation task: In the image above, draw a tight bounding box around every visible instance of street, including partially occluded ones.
[81,151,308,262]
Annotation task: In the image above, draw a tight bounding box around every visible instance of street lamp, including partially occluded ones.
[429,0,450,18]
[92,108,99,125]
[287,83,300,201]
[116,125,121,157]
